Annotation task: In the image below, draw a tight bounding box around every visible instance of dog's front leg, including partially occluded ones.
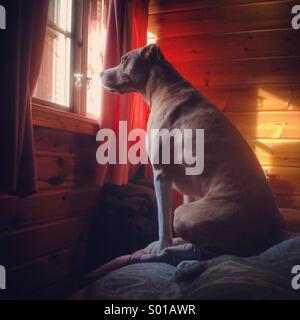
[153,173,173,253]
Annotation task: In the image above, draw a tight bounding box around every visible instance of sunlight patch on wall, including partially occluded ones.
[255,116,288,139]
[252,139,300,168]
[253,88,300,192]
[254,110,300,139]
[257,88,297,111]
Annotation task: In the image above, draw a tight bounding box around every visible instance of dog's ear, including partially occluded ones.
[141,44,163,62]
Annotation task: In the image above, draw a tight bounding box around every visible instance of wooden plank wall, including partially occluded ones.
[148,0,300,209]
[0,119,103,299]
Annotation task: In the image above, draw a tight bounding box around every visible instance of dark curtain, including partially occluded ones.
[0,0,49,195]
[97,0,150,186]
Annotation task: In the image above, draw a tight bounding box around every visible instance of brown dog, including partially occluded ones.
[100,44,284,256]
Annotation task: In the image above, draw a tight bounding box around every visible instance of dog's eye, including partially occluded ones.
[121,57,126,64]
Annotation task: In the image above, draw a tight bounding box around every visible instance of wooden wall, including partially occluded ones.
[0,106,103,299]
[148,0,300,209]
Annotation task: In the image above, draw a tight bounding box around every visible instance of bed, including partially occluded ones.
[71,209,300,300]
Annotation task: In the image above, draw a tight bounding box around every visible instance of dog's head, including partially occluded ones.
[100,44,163,94]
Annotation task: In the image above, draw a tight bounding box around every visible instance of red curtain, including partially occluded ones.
[97,0,150,186]
[0,0,49,195]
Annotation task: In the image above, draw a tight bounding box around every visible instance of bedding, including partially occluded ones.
[71,235,300,300]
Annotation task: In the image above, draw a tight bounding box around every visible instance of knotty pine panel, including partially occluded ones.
[173,57,300,88]
[36,153,96,190]
[0,216,91,267]
[8,243,87,298]
[0,187,101,232]
[225,111,300,139]
[247,139,300,168]
[158,30,300,63]
[148,1,296,38]
[201,85,300,112]
[149,0,291,14]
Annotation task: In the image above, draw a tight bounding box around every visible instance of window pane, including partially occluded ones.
[48,0,73,33]
[34,29,71,107]
[86,0,107,117]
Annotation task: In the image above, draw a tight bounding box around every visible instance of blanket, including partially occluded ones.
[71,236,300,300]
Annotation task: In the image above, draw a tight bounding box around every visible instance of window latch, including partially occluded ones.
[74,73,92,89]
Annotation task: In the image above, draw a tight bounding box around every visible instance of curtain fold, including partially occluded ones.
[0,0,49,195]
[97,0,150,186]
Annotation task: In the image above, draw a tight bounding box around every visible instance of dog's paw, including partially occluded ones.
[144,239,172,255]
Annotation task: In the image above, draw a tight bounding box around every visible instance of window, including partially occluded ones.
[34,0,107,118]
[34,0,74,108]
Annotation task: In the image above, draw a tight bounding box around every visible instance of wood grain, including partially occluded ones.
[32,103,98,136]
[149,0,300,211]
[34,126,96,158]
[149,0,295,14]
[174,57,300,88]
[158,30,300,63]
[148,1,297,38]
[8,243,87,298]
[201,85,300,112]
[0,187,101,232]
[0,216,91,267]
[226,111,300,139]
[276,193,300,209]
[264,166,300,194]
[36,152,96,190]
[248,139,300,167]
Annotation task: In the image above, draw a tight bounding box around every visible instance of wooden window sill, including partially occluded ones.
[32,99,99,136]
